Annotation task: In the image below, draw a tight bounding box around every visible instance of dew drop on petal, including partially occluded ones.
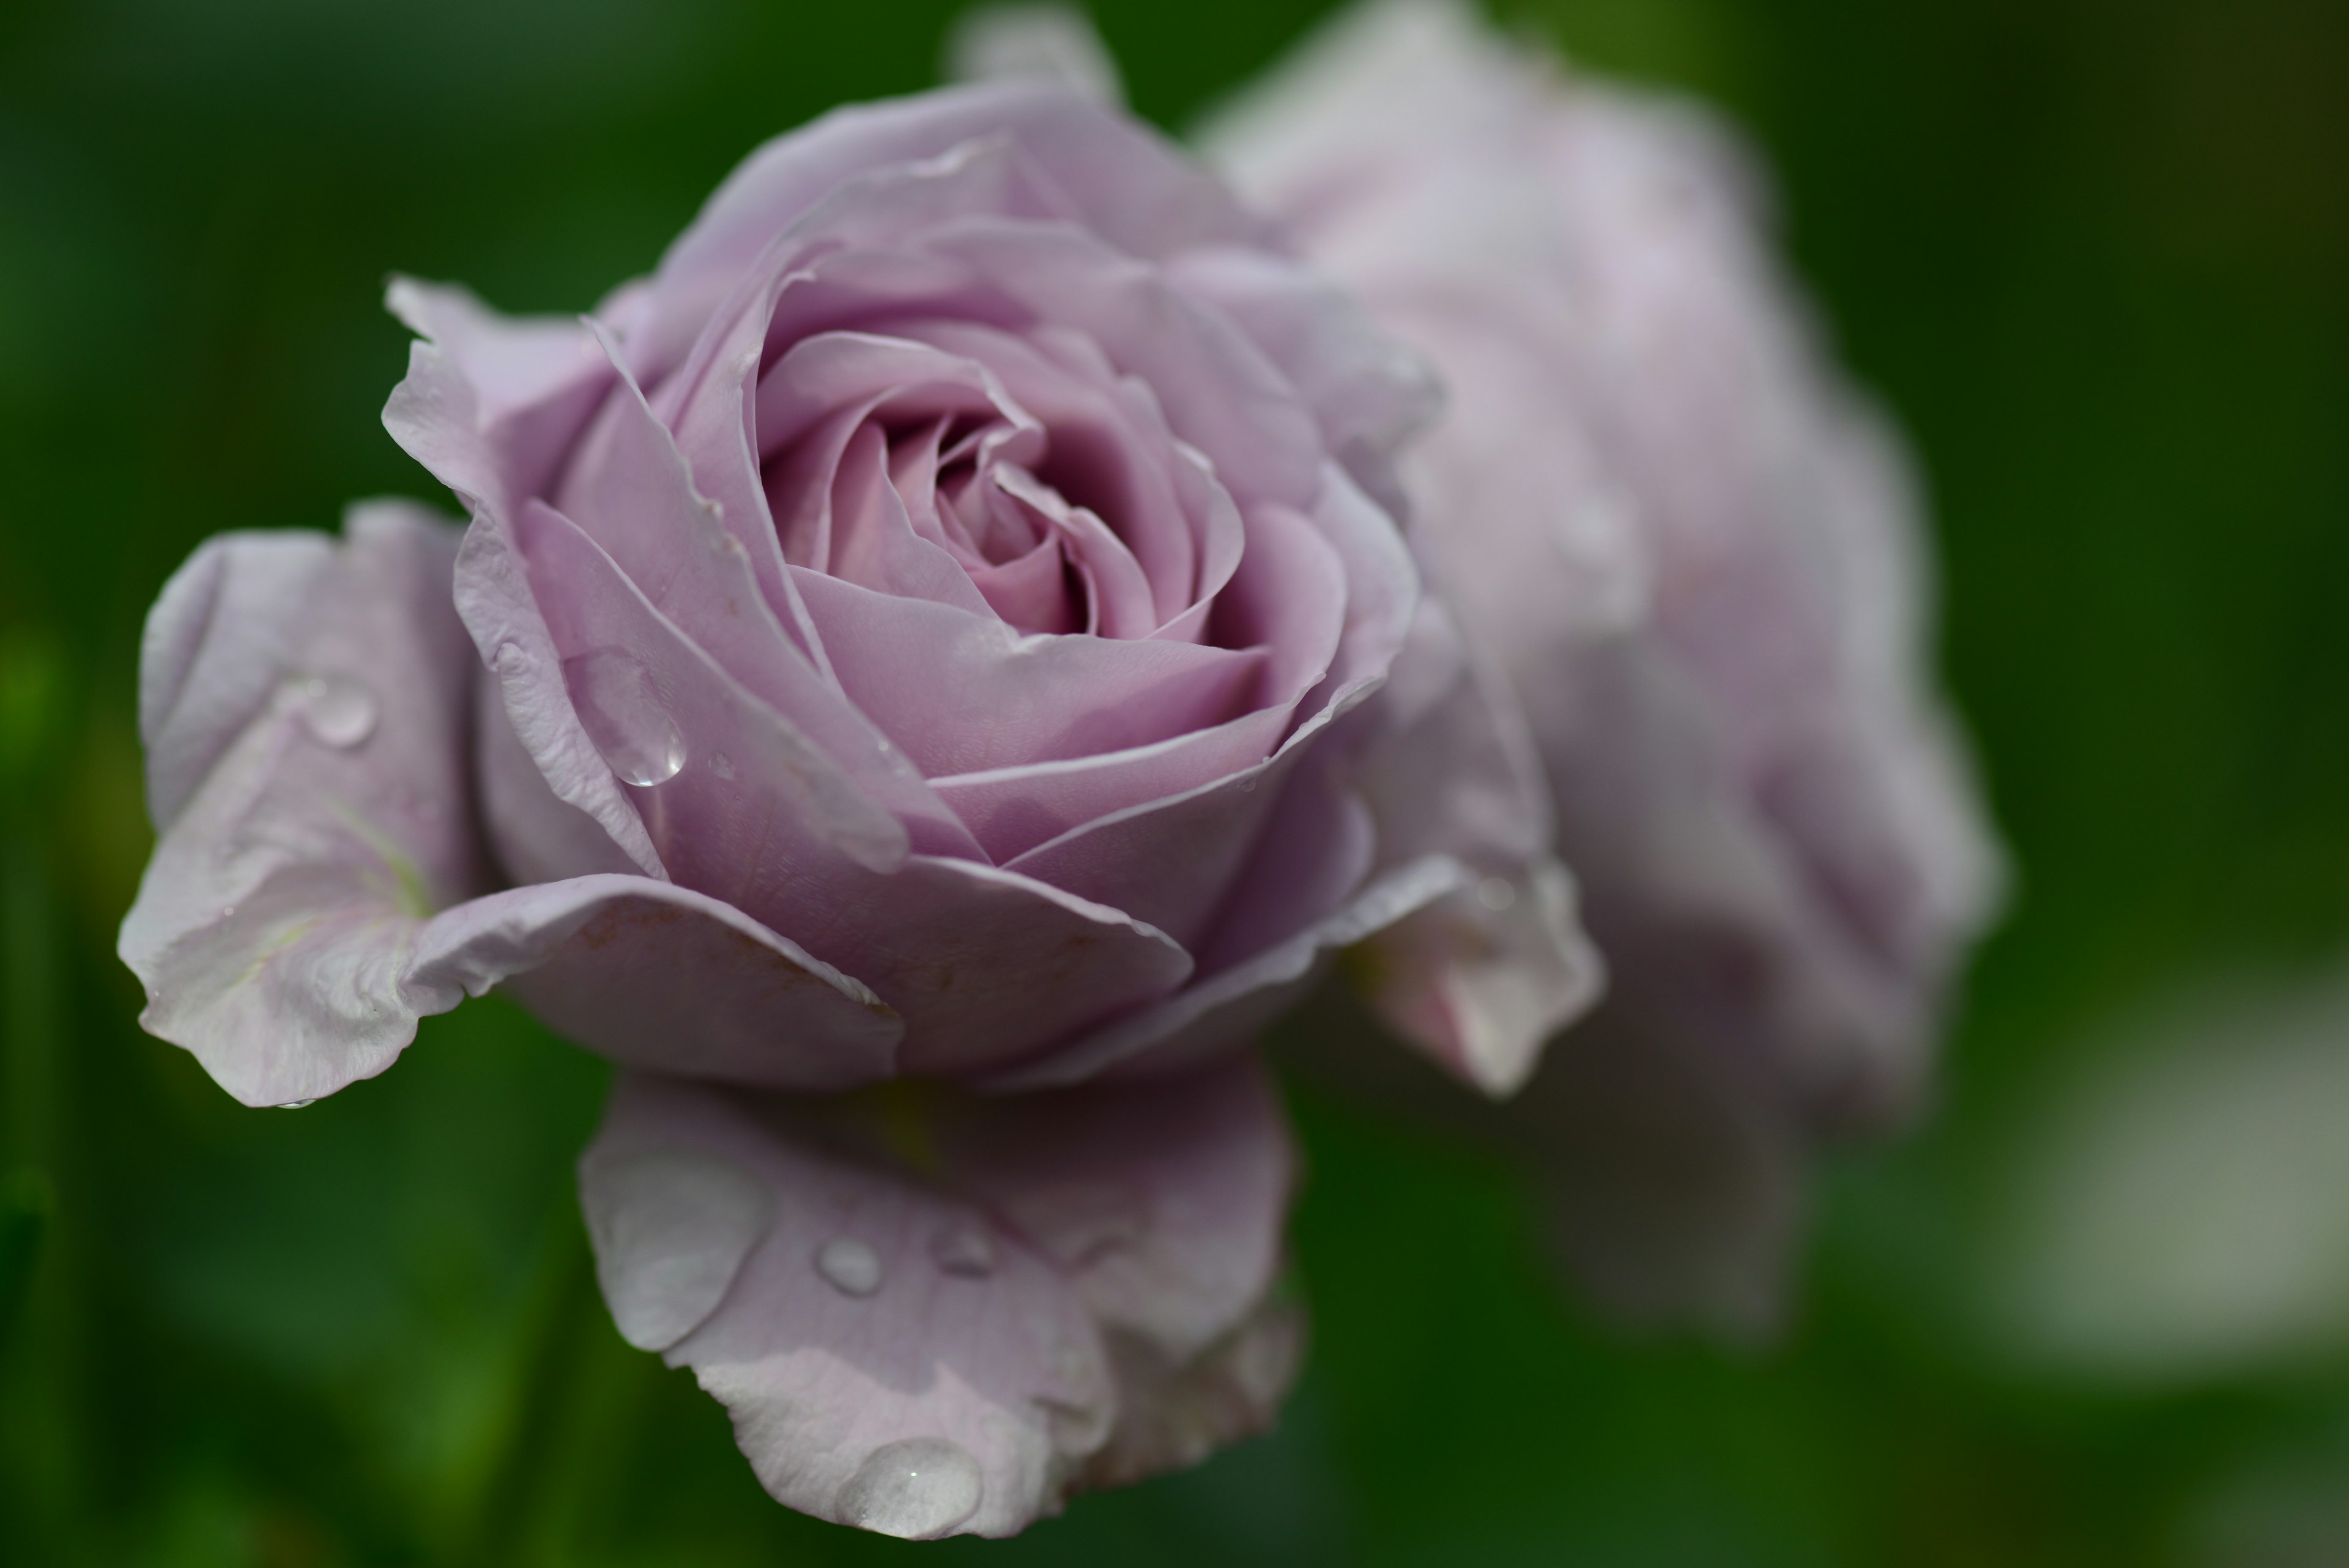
[1475,875,1518,913]
[283,675,379,748]
[815,1235,883,1296]
[835,1436,983,1539]
[562,648,685,786]
[929,1221,998,1279]
[276,1099,317,1110]
[708,749,737,781]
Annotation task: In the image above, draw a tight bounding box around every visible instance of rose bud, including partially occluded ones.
[1206,0,2006,1332]
[119,80,1598,1533]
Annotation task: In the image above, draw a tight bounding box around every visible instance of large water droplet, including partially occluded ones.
[815,1235,883,1296]
[929,1222,998,1279]
[562,649,685,786]
[283,675,378,748]
[835,1436,983,1539]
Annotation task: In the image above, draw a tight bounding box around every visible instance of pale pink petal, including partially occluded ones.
[382,278,615,519]
[551,329,984,860]
[1355,592,1606,1093]
[991,852,1468,1090]
[577,1053,1296,1537]
[642,84,1258,381]
[119,503,907,1104]
[511,501,1197,1074]
[137,529,336,830]
[414,875,902,1091]
[119,502,489,1105]
[791,570,1268,776]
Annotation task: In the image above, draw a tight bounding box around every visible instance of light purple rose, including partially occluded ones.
[1208,0,2005,1331]
[119,80,1592,1535]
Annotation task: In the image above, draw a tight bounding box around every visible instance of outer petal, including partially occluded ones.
[1354,591,1606,1095]
[119,503,908,1104]
[136,529,335,831]
[991,851,1469,1090]
[415,876,904,1091]
[639,83,1260,379]
[382,278,616,521]
[119,502,489,1105]
[578,1055,1298,1539]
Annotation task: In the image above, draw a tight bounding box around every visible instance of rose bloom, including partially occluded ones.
[1205,0,2005,1331]
[119,81,1596,1536]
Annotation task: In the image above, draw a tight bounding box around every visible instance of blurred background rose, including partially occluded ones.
[1,0,2344,1563]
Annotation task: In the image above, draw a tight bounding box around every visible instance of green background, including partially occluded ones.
[2,0,2345,1561]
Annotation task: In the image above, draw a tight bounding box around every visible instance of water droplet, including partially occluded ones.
[277,1098,317,1110]
[708,750,737,781]
[815,1235,883,1296]
[562,648,685,786]
[1475,876,1518,913]
[835,1436,983,1539]
[929,1222,998,1279]
[283,675,378,748]
[1236,774,1258,793]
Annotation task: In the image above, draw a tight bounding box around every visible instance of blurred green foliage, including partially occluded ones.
[1,0,2345,1562]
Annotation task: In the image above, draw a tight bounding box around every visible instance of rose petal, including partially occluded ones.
[577,1053,1297,1537]
[990,852,1469,1090]
[137,529,335,831]
[552,327,984,860]
[119,502,908,1104]
[643,83,1258,381]
[1354,589,1606,1093]
[383,277,615,523]
[416,875,903,1091]
[791,569,1267,776]
[580,1071,1113,1539]
[510,499,1197,1074]
[119,502,488,1105]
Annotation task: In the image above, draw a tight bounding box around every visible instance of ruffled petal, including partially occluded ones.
[991,852,1469,1090]
[1354,590,1606,1094]
[119,502,486,1105]
[414,875,903,1090]
[642,83,1258,380]
[119,501,907,1104]
[577,1053,1297,1538]
[136,529,336,831]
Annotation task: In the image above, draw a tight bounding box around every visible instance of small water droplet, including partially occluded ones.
[218,904,238,920]
[835,1436,983,1539]
[277,1098,317,1110]
[708,750,737,781]
[1475,876,1518,913]
[283,675,379,748]
[929,1222,998,1279]
[562,648,686,786]
[815,1235,883,1296]
[1236,774,1258,793]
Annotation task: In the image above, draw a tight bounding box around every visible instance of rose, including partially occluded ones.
[1206,0,2005,1330]
[120,80,1594,1534]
